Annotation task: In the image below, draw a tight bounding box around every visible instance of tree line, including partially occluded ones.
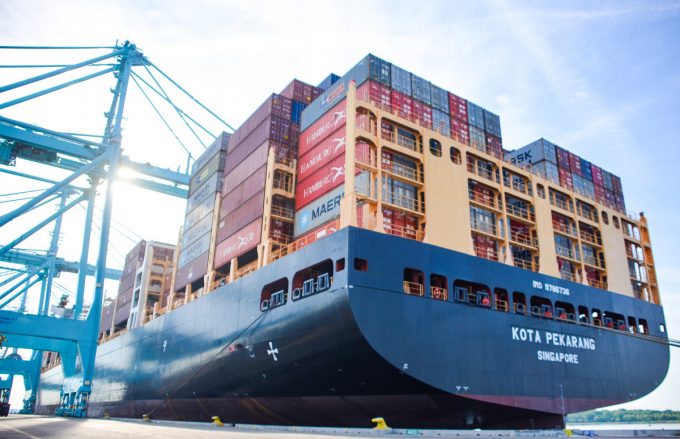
[567,409,680,423]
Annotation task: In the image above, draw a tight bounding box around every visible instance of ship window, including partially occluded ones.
[537,184,545,199]
[454,280,490,306]
[659,324,666,333]
[555,301,576,322]
[454,286,468,303]
[591,309,602,326]
[512,291,526,314]
[293,259,334,300]
[578,306,589,324]
[450,146,461,164]
[354,258,368,272]
[429,139,442,157]
[602,212,609,225]
[613,216,620,229]
[494,288,509,312]
[628,316,637,333]
[260,277,288,311]
[403,268,425,296]
[604,311,626,330]
[530,296,553,318]
[336,258,345,272]
[430,274,448,301]
[639,319,648,334]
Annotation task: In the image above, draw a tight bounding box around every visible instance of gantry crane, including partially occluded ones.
[0,41,232,416]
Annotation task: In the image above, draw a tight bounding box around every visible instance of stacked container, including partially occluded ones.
[174,132,230,292]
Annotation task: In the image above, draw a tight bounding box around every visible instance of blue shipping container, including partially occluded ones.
[432,108,450,137]
[391,64,412,95]
[369,54,391,85]
[580,158,593,181]
[411,74,431,105]
[467,101,485,129]
[430,84,449,113]
[291,100,307,125]
[483,109,502,138]
[317,73,340,91]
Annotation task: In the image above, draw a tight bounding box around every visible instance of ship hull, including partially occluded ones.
[36,228,669,428]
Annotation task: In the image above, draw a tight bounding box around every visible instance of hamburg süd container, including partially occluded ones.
[213,218,263,269]
[297,127,346,182]
[299,99,347,157]
[295,154,347,210]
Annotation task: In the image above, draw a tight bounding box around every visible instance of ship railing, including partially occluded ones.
[272,175,294,193]
[210,275,231,292]
[503,176,532,196]
[514,302,528,315]
[403,281,424,296]
[509,231,536,248]
[271,204,295,220]
[576,206,597,222]
[355,180,377,200]
[274,156,296,170]
[559,271,577,282]
[383,160,423,183]
[468,189,501,210]
[583,255,605,269]
[467,291,492,307]
[355,112,377,135]
[473,244,499,261]
[236,261,258,279]
[384,223,422,241]
[580,230,602,246]
[506,203,534,221]
[430,286,448,301]
[471,220,497,236]
[495,298,509,312]
[467,162,496,182]
[356,151,378,168]
[382,191,424,213]
[513,257,534,271]
[381,129,419,152]
[550,196,574,213]
[552,221,578,237]
[587,278,608,290]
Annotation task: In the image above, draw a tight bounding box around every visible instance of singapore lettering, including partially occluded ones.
[511,326,595,365]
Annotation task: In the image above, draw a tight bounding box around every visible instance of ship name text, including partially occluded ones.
[512,326,596,365]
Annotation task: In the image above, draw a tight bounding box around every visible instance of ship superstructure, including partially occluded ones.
[35,54,668,428]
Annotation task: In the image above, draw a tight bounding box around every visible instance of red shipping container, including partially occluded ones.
[222,141,269,193]
[381,150,393,171]
[220,165,266,218]
[450,117,470,145]
[297,127,346,181]
[412,100,433,129]
[174,251,209,292]
[296,219,339,249]
[569,153,581,176]
[591,164,604,187]
[216,191,265,243]
[357,81,391,110]
[556,146,570,170]
[448,92,468,121]
[391,89,413,121]
[382,208,394,231]
[214,218,262,269]
[486,133,503,159]
[298,99,347,157]
[228,96,276,149]
[559,167,573,190]
[295,154,346,210]
[594,183,605,204]
[224,120,270,175]
[280,79,323,104]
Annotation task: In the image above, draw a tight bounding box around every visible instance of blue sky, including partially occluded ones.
[1,0,679,411]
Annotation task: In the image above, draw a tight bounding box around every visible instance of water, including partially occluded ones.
[567,422,680,430]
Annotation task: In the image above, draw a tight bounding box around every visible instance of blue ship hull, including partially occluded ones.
[36,227,669,428]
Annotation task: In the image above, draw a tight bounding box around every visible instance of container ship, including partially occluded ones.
[35,54,669,429]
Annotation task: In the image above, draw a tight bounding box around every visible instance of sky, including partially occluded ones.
[1,0,679,412]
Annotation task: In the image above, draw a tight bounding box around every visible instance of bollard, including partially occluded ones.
[212,416,225,427]
[103,411,110,419]
[142,413,150,422]
[371,417,389,430]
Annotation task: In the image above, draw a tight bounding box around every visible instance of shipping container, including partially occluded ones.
[280,79,323,104]
[605,188,615,208]
[583,179,595,199]
[295,219,340,250]
[559,167,573,191]
[118,270,136,294]
[391,90,413,121]
[615,193,626,212]
[356,141,371,164]
[368,54,391,85]
[569,153,581,176]
[531,160,560,184]
[295,154,346,210]
[450,117,470,145]
[222,141,269,193]
[216,191,265,243]
[183,193,215,231]
[591,163,604,187]
[269,115,292,145]
[297,127,346,181]
[186,172,221,213]
[391,64,412,95]
[220,165,267,218]
[469,125,485,152]
[317,73,340,91]
[603,170,613,191]
[270,218,293,242]
[611,174,623,194]
[177,231,211,268]
[291,100,307,125]
[580,158,593,181]
[225,119,272,173]
[432,108,450,137]
[174,251,209,292]
[506,139,556,166]
[356,81,391,110]
[181,213,213,249]
[294,185,344,237]
[449,92,468,121]
[412,100,433,129]
[485,133,502,159]
[299,99,347,156]
[467,101,485,129]
[430,84,449,113]
[271,94,292,120]
[556,146,570,170]
[228,95,277,149]
[411,74,431,105]
[594,183,605,204]
[483,109,502,138]
[189,151,225,193]
[191,132,230,174]
[214,218,263,269]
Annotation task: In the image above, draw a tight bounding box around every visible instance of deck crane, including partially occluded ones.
[0,41,233,416]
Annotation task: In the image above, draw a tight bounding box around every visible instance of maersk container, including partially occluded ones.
[317,73,340,91]
[391,64,412,96]
[506,139,556,166]
[216,192,265,243]
[192,132,230,174]
[467,101,484,129]
[430,84,449,113]
[483,109,502,138]
[294,185,344,237]
[411,74,431,106]
[368,54,391,86]
[174,251,209,292]
[432,108,451,137]
[291,100,307,124]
